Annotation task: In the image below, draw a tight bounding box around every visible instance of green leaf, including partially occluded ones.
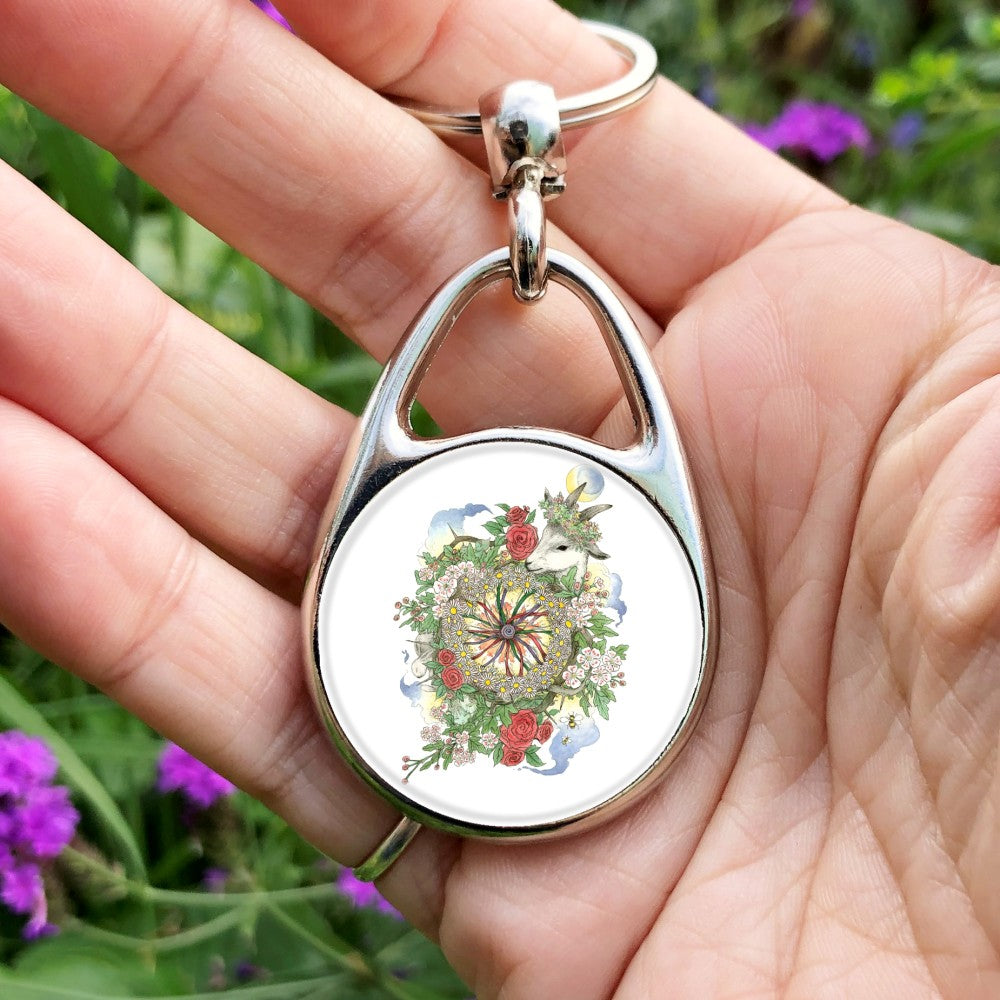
[497,503,511,512]
[888,119,1000,209]
[524,747,543,767]
[492,744,504,765]
[0,672,147,881]
[27,107,131,257]
[594,688,614,721]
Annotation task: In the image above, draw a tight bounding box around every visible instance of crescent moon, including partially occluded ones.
[566,464,605,502]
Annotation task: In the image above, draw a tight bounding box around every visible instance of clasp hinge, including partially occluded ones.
[479,81,565,302]
[479,80,566,200]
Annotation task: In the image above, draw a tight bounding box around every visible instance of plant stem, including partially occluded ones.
[0,969,351,1000]
[67,904,253,953]
[61,846,338,908]
[263,900,371,979]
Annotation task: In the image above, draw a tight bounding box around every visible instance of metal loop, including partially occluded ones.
[508,165,547,301]
[390,22,658,135]
[352,816,422,882]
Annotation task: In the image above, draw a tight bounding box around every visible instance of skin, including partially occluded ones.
[0,0,998,996]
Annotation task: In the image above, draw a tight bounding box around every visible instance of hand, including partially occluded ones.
[1,2,998,997]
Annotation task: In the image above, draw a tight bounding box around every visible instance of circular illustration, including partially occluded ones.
[315,442,704,831]
[395,481,627,776]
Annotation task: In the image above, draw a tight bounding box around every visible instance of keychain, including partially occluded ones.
[303,22,717,880]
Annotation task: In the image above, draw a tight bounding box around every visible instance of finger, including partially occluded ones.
[278,0,842,318]
[0,160,351,593]
[0,0,653,440]
[0,395,397,866]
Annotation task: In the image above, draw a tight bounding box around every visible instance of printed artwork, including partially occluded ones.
[395,464,629,781]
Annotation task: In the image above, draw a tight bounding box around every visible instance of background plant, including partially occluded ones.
[0,0,997,996]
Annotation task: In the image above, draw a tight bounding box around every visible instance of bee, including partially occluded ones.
[559,712,581,730]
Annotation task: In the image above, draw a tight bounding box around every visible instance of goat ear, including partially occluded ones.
[587,544,610,560]
[578,503,612,521]
[566,482,587,508]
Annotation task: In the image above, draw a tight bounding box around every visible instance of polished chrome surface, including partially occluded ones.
[479,80,563,301]
[479,80,566,197]
[352,816,423,882]
[391,22,658,135]
[304,247,717,841]
[508,164,547,301]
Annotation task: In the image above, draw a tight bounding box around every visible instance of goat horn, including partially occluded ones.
[566,483,587,508]
[579,504,612,520]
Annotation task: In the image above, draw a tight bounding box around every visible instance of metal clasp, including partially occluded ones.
[479,81,566,302]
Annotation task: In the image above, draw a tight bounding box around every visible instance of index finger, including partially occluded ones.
[279,0,843,319]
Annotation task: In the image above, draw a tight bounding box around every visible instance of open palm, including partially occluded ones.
[1,2,998,997]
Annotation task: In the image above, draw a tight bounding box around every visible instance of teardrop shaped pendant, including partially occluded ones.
[304,24,716,856]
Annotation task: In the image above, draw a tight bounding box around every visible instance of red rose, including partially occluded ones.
[500,709,539,749]
[506,506,529,526]
[441,665,463,690]
[436,648,456,667]
[501,745,525,767]
[536,719,555,744]
[505,524,538,561]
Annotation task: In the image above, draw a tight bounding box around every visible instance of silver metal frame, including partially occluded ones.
[304,248,718,841]
[390,22,659,135]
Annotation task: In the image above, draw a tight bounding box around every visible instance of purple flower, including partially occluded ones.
[156,743,235,809]
[790,0,815,17]
[1,858,41,912]
[696,71,718,109]
[250,0,291,31]
[336,868,402,918]
[202,866,229,892]
[16,786,79,858]
[235,961,265,983]
[745,100,871,162]
[849,34,878,68]
[0,732,58,796]
[890,112,924,150]
[0,731,79,939]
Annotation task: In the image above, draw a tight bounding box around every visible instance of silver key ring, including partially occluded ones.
[389,21,659,135]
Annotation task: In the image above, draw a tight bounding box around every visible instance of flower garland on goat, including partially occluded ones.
[395,482,628,780]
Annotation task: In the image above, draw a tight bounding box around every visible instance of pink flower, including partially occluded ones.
[745,100,870,162]
[337,868,402,918]
[0,731,78,940]
[157,743,235,809]
[250,0,291,31]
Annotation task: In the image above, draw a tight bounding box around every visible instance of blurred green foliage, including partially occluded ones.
[0,0,998,996]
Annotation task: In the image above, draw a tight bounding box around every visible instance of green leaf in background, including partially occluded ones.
[0,672,147,881]
[25,105,131,258]
[886,118,1000,210]
[5,937,163,996]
